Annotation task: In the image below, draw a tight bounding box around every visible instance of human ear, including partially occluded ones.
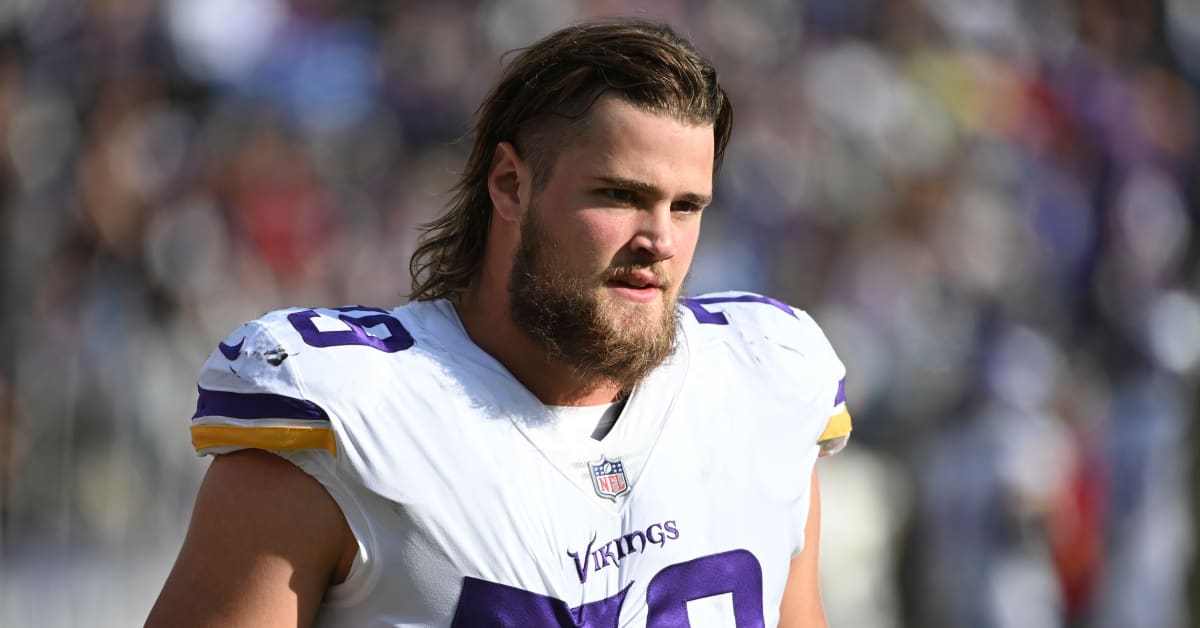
[487,142,529,224]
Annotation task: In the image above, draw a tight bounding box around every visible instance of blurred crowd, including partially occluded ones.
[0,1,1197,626]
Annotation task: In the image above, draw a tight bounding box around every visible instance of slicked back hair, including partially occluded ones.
[408,18,733,302]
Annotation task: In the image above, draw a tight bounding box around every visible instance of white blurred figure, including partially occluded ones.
[1090,373,1193,628]
[819,445,909,628]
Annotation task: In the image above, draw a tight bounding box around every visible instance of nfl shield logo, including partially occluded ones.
[590,457,630,500]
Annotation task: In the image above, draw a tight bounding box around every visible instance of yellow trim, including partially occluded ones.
[191,424,337,457]
[818,406,852,443]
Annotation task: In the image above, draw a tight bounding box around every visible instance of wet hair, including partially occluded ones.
[408,18,733,302]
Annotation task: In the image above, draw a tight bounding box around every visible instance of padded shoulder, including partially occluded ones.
[190,305,417,458]
[680,291,852,454]
[191,309,338,457]
[681,292,837,359]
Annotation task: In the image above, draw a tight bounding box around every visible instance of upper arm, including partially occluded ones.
[779,469,828,628]
[146,449,356,628]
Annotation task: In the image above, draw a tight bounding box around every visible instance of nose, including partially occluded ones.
[630,205,676,262]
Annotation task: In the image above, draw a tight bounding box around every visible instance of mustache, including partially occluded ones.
[601,263,670,286]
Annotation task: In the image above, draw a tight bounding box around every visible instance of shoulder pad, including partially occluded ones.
[190,308,336,458]
[681,291,852,454]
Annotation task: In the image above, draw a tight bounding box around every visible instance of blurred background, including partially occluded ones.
[0,0,1196,626]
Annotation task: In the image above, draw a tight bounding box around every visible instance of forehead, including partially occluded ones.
[552,96,715,193]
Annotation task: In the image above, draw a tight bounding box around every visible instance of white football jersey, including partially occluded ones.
[190,292,851,627]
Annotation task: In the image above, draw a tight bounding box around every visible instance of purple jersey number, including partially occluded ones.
[287,306,414,352]
[646,550,764,627]
[682,295,796,325]
[450,550,764,627]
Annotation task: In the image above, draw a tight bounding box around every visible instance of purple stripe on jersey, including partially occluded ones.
[685,294,796,317]
[192,386,330,422]
[835,377,847,406]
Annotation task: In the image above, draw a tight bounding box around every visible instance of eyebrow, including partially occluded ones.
[594,176,712,207]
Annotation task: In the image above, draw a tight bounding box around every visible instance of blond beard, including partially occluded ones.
[508,208,680,391]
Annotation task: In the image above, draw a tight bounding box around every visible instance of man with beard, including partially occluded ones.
[149,18,851,628]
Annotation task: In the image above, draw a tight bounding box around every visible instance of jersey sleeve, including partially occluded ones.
[188,313,381,596]
[817,371,851,457]
[788,308,851,457]
[190,315,337,458]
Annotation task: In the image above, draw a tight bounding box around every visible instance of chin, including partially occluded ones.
[606,298,668,332]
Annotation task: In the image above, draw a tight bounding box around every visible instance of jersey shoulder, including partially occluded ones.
[679,291,852,455]
[680,291,834,359]
[189,304,423,459]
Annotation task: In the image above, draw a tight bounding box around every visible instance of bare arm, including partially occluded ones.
[778,469,828,628]
[146,449,357,628]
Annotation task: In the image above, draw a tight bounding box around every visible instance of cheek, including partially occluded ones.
[671,220,702,266]
[574,212,639,256]
[533,208,609,263]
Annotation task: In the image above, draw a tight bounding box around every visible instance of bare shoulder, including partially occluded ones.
[146,450,355,628]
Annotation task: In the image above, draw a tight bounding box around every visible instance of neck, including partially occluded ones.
[456,279,624,407]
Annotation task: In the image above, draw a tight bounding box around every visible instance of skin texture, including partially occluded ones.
[148,96,828,625]
[145,449,356,627]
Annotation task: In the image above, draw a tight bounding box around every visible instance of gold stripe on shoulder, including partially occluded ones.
[818,406,852,443]
[818,406,852,457]
[191,424,336,457]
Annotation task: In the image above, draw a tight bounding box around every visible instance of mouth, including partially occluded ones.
[606,271,665,303]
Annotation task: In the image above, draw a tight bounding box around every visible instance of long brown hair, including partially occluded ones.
[408,18,733,302]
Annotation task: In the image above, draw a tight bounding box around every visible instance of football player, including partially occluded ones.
[148,18,851,628]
